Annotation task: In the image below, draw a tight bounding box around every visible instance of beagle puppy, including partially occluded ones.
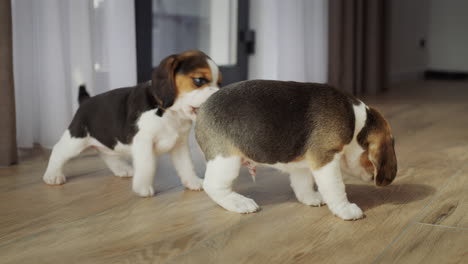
[43,50,221,197]
[195,80,397,220]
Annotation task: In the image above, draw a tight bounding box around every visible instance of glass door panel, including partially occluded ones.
[152,0,237,67]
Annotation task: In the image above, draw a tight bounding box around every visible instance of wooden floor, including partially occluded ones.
[1,80,467,264]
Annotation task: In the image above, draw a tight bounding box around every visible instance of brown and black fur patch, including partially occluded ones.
[69,51,213,149]
[69,81,156,148]
[151,55,179,109]
[151,50,213,109]
[195,80,358,168]
[176,68,214,94]
[176,50,212,75]
[357,107,397,186]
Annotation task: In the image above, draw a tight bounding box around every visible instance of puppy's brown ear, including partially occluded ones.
[359,107,398,186]
[369,135,397,186]
[151,54,179,109]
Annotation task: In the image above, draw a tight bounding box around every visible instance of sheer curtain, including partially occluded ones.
[248,0,328,83]
[12,0,137,148]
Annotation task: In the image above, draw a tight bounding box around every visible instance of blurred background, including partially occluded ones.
[1,0,467,166]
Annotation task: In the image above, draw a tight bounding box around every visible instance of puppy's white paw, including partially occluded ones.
[43,172,66,185]
[133,184,155,197]
[297,191,325,207]
[182,177,203,191]
[218,193,259,214]
[333,203,364,220]
[111,163,134,177]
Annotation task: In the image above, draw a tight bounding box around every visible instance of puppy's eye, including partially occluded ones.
[193,78,209,87]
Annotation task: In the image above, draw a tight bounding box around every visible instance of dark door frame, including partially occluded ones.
[219,0,250,85]
[134,0,153,83]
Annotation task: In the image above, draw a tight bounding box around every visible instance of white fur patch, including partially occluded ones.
[265,160,309,172]
[89,139,131,156]
[170,136,203,191]
[353,101,367,138]
[204,156,259,213]
[172,86,219,121]
[289,169,324,206]
[341,101,373,182]
[312,153,364,220]
[43,130,88,185]
[207,59,219,86]
[131,108,194,196]
[100,153,133,177]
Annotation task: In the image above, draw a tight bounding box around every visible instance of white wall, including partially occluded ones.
[248,0,328,83]
[428,0,468,72]
[388,0,429,82]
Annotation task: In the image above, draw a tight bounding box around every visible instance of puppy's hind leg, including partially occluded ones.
[43,130,89,185]
[290,169,324,206]
[100,154,133,177]
[203,155,259,214]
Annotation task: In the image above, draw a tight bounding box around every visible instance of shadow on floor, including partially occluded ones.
[235,180,436,211]
[347,183,436,211]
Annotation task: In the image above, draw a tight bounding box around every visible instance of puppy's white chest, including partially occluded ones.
[137,109,191,154]
[153,124,180,154]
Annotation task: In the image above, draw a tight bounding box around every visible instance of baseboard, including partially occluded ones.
[424,70,468,80]
[389,71,425,83]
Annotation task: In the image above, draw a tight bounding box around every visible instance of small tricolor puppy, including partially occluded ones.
[195,80,397,220]
[43,50,221,197]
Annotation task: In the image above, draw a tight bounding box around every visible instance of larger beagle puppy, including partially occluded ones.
[195,80,397,220]
[43,50,221,197]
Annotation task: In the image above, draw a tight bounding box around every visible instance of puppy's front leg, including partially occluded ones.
[311,154,364,220]
[170,137,203,191]
[132,134,157,197]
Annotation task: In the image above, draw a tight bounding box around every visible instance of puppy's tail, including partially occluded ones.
[78,84,91,105]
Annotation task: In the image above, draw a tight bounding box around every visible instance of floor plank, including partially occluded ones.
[418,168,468,228]
[159,167,454,264]
[374,223,468,264]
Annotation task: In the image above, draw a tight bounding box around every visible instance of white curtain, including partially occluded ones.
[248,0,328,83]
[12,0,137,148]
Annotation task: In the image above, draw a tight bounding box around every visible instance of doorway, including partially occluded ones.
[135,0,250,85]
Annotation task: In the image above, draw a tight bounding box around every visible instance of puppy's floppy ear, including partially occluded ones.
[359,107,398,186]
[151,54,180,109]
[369,135,397,186]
